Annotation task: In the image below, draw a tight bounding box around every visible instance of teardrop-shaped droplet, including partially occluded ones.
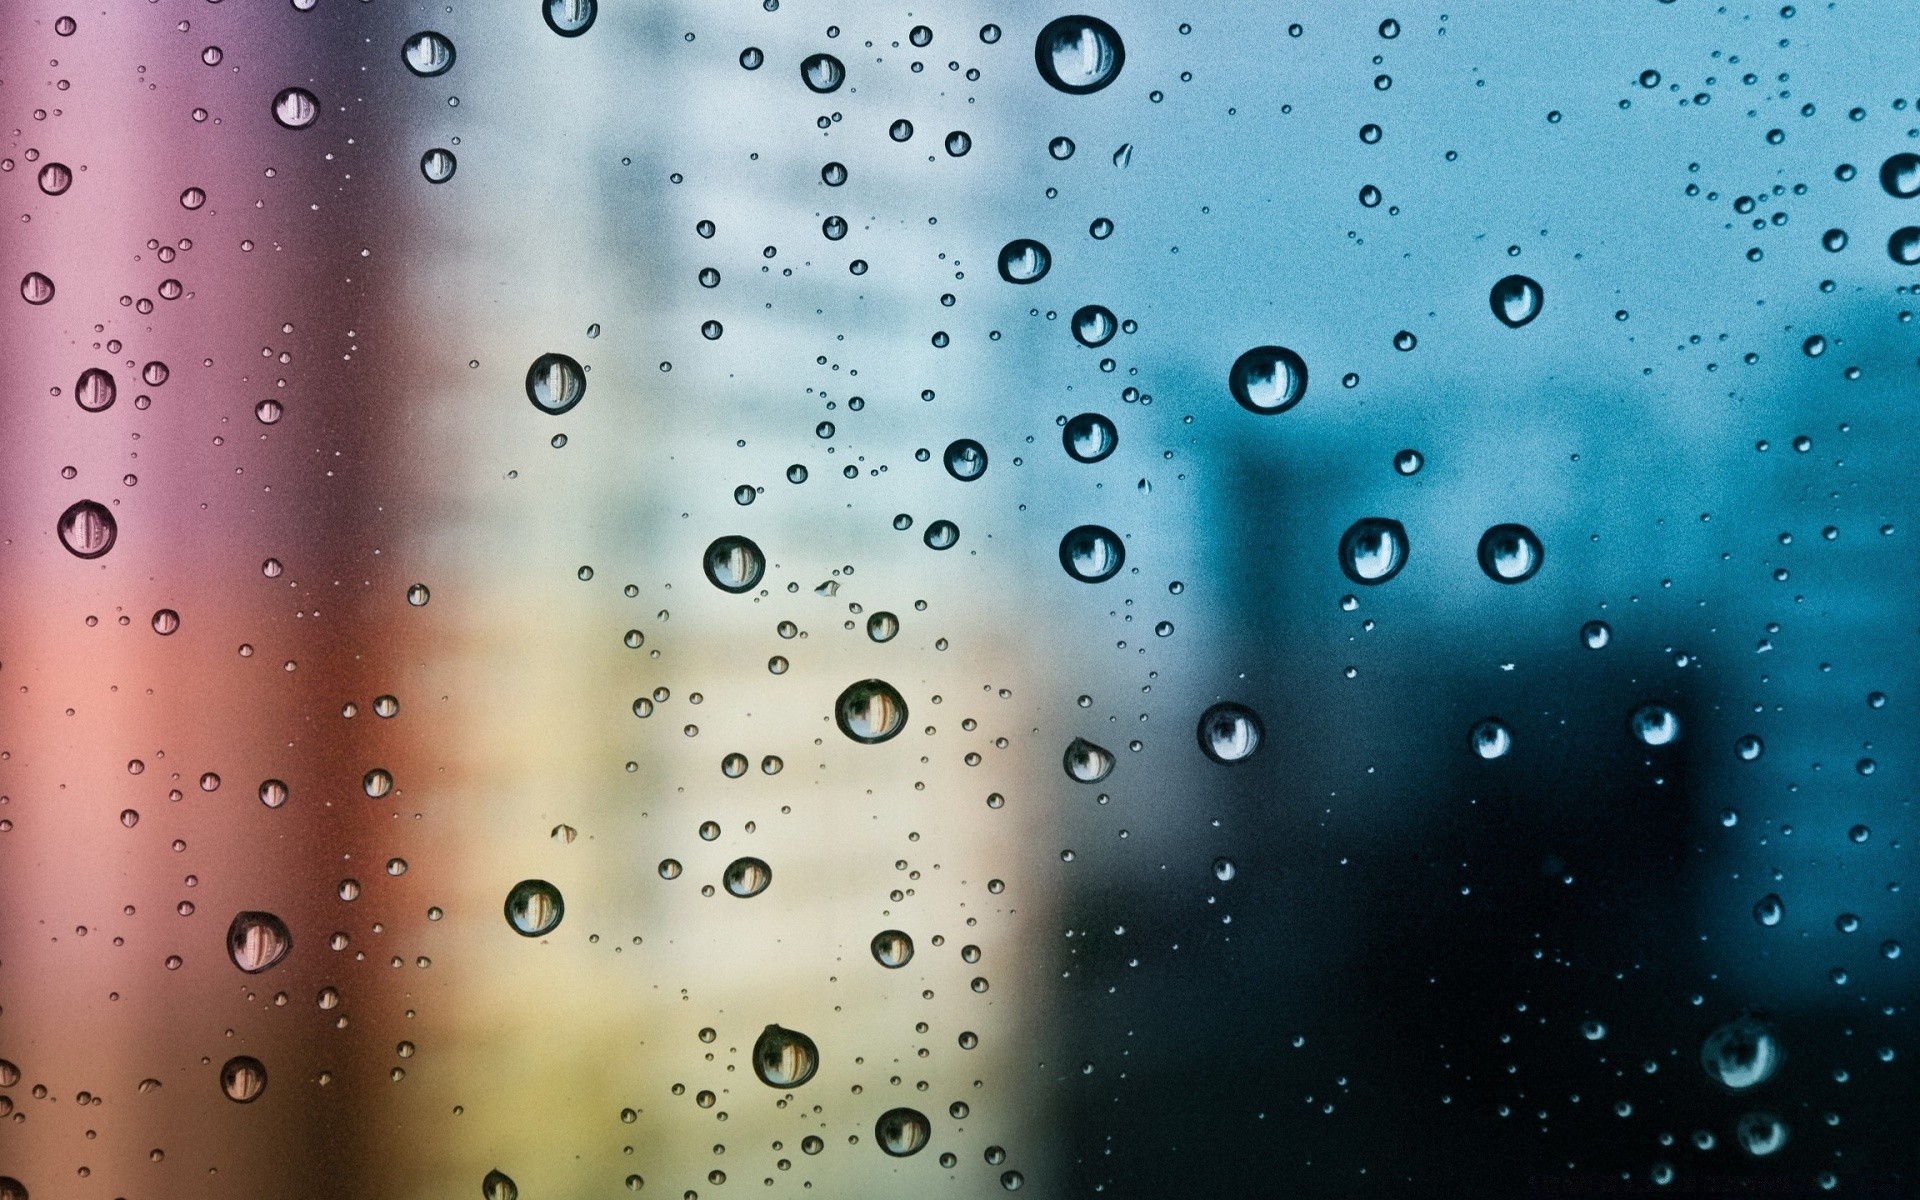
[1034,15,1125,94]
[752,1024,819,1088]
[1752,893,1784,927]
[1882,152,1920,198]
[482,1169,519,1200]
[503,878,564,937]
[401,31,455,76]
[871,929,914,968]
[1063,737,1114,783]
[866,611,898,642]
[524,352,585,414]
[1228,345,1308,413]
[723,856,772,898]
[219,1055,267,1103]
[703,535,765,593]
[1196,702,1263,764]
[75,367,116,412]
[1477,523,1543,583]
[997,238,1051,283]
[420,147,457,183]
[1339,517,1408,585]
[943,438,988,481]
[835,678,908,743]
[1071,304,1117,347]
[1630,704,1680,746]
[57,499,116,559]
[875,1106,932,1156]
[801,52,845,92]
[544,0,596,36]
[1470,718,1512,760]
[1058,524,1124,582]
[271,86,319,129]
[1489,274,1543,328]
[226,910,292,973]
[1062,413,1117,463]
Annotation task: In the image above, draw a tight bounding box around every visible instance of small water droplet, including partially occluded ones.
[1581,619,1611,649]
[1470,718,1513,760]
[836,678,908,743]
[227,911,292,973]
[1063,737,1114,782]
[1339,517,1408,585]
[1477,524,1544,583]
[867,611,899,641]
[1630,704,1680,746]
[1753,893,1784,927]
[543,0,596,37]
[1063,412,1118,462]
[875,1106,931,1156]
[1228,345,1308,413]
[943,438,988,480]
[997,238,1051,283]
[271,87,319,129]
[503,879,564,936]
[401,31,455,76]
[871,929,915,967]
[1195,702,1263,764]
[1489,274,1544,327]
[420,147,457,183]
[220,1056,267,1102]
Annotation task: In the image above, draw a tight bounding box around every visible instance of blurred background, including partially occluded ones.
[2,0,1918,1196]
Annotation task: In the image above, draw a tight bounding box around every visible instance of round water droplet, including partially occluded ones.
[181,186,207,209]
[20,272,54,305]
[226,910,291,973]
[220,1056,266,1102]
[1736,1112,1788,1156]
[1212,856,1236,881]
[271,86,319,129]
[1701,1014,1780,1089]
[1890,227,1920,265]
[801,53,845,92]
[997,238,1051,283]
[1034,15,1125,94]
[867,611,899,641]
[74,368,116,412]
[363,768,392,798]
[402,31,455,76]
[152,608,180,635]
[1196,702,1262,764]
[1339,517,1408,585]
[1630,704,1680,746]
[1752,893,1783,927]
[57,499,116,559]
[1736,733,1763,761]
[406,583,430,606]
[1059,524,1124,582]
[704,535,765,593]
[1477,523,1543,583]
[923,519,959,549]
[945,130,971,156]
[1072,304,1117,347]
[525,352,585,414]
[255,398,283,424]
[1470,718,1512,760]
[752,1024,819,1088]
[1580,619,1611,649]
[875,1106,931,1156]
[871,928,914,967]
[835,678,908,743]
[1393,448,1423,475]
[1063,412,1117,462]
[504,879,563,936]
[1049,135,1076,159]
[1489,274,1543,327]
[1063,736,1114,783]
[420,147,457,183]
[1883,152,1920,198]
[943,438,988,481]
[658,858,682,879]
[482,1169,519,1200]
[543,0,596,36]
[740,46,764,69]
[37,162,71,196]
[723,856,772,898]
[258,779,288,808]
[1228,345,1308,413]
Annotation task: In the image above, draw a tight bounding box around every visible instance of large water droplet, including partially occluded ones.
[1071,304,1117,347]
[871,929,914,967]
[401,31,455,76]
[74,368,116,412]
[1339,517,1408,585]
[1883,152,1920,198]
[867,611,899,641]
[226,910,292,973]
[1063,737,1114,782]
[482,1169,519,1200]
[420,147,457,183]
[1736,1112,1788,1156]
[1477,523,1543,583]
[801,53,845,92]
[1059,524,1124,582]
[1228,345,1308,413]
[752,1024,819,1088]
[1580,619,1611,650]
[20,272,54,305]
[525,352,585,414]
[1034,15,1125,94]
[1489,274,1543,327]
[1736,733,1764,761]
[875,1107,931,1156]
[1630,704,1680,746]
[543,0,596,36]
[943,438,988,481]
[1063,412,1117,462]
[997,239,1051,283]
[1196,702,1263,764]
[1701,1014,1780,1090]
[1890,226,1920,265]
[1752,893,1783,927]
[704,535,765,593]
[723,856,772,898]
[836,678,908,743]
[219,1056,267,1102]
[1470,718,1512,760]
[271,86,319,129]
[57,500,116,559]
[37,162,71,196]
[504,879,564,937]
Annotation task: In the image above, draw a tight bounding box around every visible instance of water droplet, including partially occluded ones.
[871,929,914,967]
[1196,702,1263,764]
[1063,737,1115,782]
[57,500,116,559]
[1489,274,1543,327]
[363,767,393,798]
[888,118,915,142]
[420,147,457,183]
[1059,524,1124,582]
[1049,135,1076,159]
[1001,1171,1025,1191]
[867,611,899,641]
[658,858,682,880]
[945,130,971,156]
[1228,345,1308,413]
[1736,1112,1788,1156]
[20,272,54,305]
[723,856,772,898]
[406,582,431,606]
[401,31,455,76]
[1849,823,1870,843]
[1470,718,1512,760]
[220,1056,266,1102]
[704,535,766,593]
[142,360,170,387]
[997,238,1051,283]
[923,519,960,549]
[753,1024,819,1087]
[1702,1014,1780,1089]
[1736,733,1763,761]
[271,86,319,129]
[258,779,288,808]
[255,398,283,424]
[180,186,206,209]
[943,438,988,481]
[875,1106,931,1156]
[1063,413,1118,462]
[1630,704,1680,746]
[1477,523,1543,583]
[739,46,764,69]
[1392,448,1423,475]
[504,879,564,936]
[1883,152,1920,198]
[1339,517,1408,585]
[1890,227,1920,264]
[1071,304,1117,347]
[1212,856,1236,881]
[151,608,180,635]
[482,1169,519,1200]
[227,911,291,973]
[1581,620,1611,650]
[1752,893,1783,926]
[74,368,115,412]
[37,162,71,196]
[1581,1020,1606,1041]
[525,352,585,414]
[543,0,596,37]
[801,53,845,93]
[1034,15,1125,94]
[835,678,908,743]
